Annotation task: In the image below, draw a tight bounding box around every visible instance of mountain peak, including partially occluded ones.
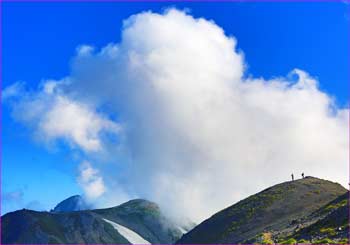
[52,195,91,212]
[119,198,159,209]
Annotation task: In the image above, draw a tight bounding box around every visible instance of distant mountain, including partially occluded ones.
[177,177,348,244]
[52,195,91,212]
[2,199,189,244]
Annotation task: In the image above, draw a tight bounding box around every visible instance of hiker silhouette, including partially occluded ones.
[291,173,294,181]
[302,173,304,178]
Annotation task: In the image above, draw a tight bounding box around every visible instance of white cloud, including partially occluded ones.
[76,45,95,56]
[77,161,106,200]
[3,9,348,223]
[39,95,120,152]
[5,80,120,152]
[42,80,60,94]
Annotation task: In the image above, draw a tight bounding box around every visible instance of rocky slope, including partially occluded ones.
[2,199,186,244]
[177,176,348,244]
[277,192,349,244]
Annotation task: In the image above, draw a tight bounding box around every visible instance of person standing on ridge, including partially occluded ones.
[291,173,294,181]
[302,172,304,178]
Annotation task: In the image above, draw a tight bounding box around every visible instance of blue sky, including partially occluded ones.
[2,2,349,215]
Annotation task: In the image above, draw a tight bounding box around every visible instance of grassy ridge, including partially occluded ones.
[177,177,348,244]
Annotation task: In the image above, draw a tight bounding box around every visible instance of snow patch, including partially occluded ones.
[178,226,188,234]
[102,218,151,244]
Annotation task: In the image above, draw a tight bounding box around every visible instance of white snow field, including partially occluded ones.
[102,218,151,244]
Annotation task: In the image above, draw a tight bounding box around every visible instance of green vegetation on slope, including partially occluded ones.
[177,177,347,244]
[278,192,349,244]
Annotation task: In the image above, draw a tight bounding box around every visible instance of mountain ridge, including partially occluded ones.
[2,199,186,244]
[2,176,348,244]
[177,176,348,244]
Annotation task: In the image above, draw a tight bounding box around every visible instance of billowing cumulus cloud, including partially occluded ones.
[3,9,348,223]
